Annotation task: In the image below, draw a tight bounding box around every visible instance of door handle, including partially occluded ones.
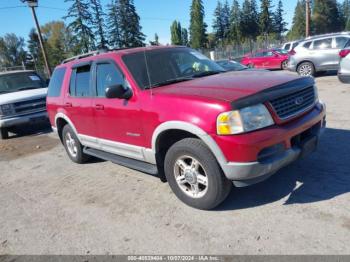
[95,104,104,110]
[64,102,72,108]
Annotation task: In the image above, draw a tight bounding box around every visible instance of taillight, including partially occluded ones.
[289,50,296,56]
[339,49,350,58]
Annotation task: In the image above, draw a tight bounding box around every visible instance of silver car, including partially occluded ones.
[288,33,350,76]
[338,40,350,83]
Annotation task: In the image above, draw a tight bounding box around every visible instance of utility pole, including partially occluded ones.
[306,0,311,37]
[21,0,51,77]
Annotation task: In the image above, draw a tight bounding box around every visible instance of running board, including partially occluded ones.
[83,147,158,175]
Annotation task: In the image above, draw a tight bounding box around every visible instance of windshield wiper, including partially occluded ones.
[149,77,193,88]
[191,70,225,78]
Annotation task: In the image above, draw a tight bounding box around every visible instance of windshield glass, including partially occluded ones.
[122,47,225,89]
[216,60,247,71]
[0,72,45,94]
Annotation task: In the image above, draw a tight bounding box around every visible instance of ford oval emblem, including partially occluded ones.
[295,97,304,105]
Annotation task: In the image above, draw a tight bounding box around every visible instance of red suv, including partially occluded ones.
[241,49,289,70]
[47,46,326,210]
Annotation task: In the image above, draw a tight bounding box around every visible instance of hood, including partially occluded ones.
[0,88,48,105]
[152,71,306,103]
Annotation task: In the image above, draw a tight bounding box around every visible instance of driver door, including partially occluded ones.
[91,60,144,156]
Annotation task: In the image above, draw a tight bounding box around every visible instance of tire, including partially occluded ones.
[297,62,315,76]
[281,60,288,70]
[62,125,89,164]
[247,63,255,68]
[164,138,232,210]
[0,127,9,140]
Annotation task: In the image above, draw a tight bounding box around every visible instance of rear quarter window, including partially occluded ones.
[47,68,67,97]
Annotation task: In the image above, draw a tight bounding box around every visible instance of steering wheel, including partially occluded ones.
[182,67,195,76]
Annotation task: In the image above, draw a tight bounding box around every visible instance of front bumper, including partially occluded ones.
[0,111,48,128]
[219,103,326,187]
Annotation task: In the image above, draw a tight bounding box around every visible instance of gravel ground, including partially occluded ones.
[0,74,349,255]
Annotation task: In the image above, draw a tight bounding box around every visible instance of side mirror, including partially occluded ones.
[105,84,132,99]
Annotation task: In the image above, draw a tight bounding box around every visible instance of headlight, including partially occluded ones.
[0,104,15,117]
[217,104,274,135]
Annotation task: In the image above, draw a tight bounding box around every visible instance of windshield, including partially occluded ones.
[122,47,225,89]
[0,72,46,94]
[216,60,247,71]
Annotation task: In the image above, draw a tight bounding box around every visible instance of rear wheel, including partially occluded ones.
[62,125,89,164]
[297,62,315,76]
[0,127,9,140]
[281,60,288,70]
[247,63,255,68]
[164,138,232,210]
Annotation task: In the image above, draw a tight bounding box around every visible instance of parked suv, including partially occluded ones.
[47,46,326,210]
[288,33,350,76]
[0,70,48,139]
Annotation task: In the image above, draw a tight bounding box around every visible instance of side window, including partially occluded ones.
[47,67,66,97]
[254,52,263,57]
[96,63,124,97]
[284,44,291,50]
[303,41,312,49]
[336,37,349,48]
[70,65,91,97]
[292,42,299,49]
[313,38,332,49]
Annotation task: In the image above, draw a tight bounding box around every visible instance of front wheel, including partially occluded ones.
[297,62,315,76]
[164,138,232,210]
[0,127,9,140]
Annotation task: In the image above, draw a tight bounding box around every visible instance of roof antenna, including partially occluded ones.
[143,48,153,97]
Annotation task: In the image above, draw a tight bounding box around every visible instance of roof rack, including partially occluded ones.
[61,49,108,64]
[61,47,134,64]
[304,31,350,40]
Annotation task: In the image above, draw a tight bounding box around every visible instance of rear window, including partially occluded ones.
[69,65,92,97]
[284,44,291,50]
[336,37,349,48]
[292,42,299,49]
[47,68,66,97]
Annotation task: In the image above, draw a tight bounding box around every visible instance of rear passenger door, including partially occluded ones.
[91,60,144,156]
[64,63,96,138]
[312,37,338,70]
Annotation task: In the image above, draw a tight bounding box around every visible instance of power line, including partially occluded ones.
[0,5,26,10]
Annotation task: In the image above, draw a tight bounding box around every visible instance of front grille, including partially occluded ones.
[13,97,46,114]
[269,86,315,120]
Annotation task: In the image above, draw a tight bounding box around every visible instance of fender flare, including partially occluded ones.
[54,113,81,142]
[151,121,228,165]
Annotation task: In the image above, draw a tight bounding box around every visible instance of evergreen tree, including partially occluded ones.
[259,0,273,35]
[273,0,287,41]
[107,0,122,48]
[229,0,241,44]
[64,0,95,53]
[149,33,159,46]
[182,28,189,46]
[189,0,207,49]
[341,0,350,30]
[171,20,182,45]
[240,0,259,44]
[312,0,342,34]
[287,0,306,40]
[117,0,146,47]
[213,1,224,43]
[346,17,350,31]
[213,1,230,45]
[90,0,107,49]
[106,0,145,48]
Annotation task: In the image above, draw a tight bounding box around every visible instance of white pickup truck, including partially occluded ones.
[0,70,48,139]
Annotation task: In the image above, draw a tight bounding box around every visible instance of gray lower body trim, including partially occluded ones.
[224,148,301,187]
[79,134,156,164]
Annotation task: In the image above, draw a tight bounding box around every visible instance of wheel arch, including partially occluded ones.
[55,113,80,143]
